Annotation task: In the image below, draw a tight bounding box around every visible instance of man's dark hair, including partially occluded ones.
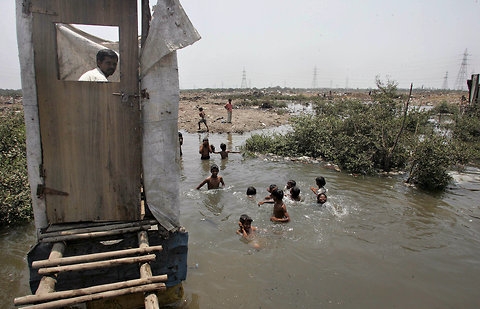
[96,49,118,62]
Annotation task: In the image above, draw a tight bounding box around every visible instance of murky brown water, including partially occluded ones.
[3,129,480,308]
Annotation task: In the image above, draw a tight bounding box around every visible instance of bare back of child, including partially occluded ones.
[270,189,290,223]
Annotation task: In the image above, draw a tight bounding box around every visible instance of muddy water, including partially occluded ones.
[2,129,480,308]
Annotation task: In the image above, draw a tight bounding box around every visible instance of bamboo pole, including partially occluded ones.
[38,220,158,240]
[18,283,166,309]
[39,225,151,243]
[138,230,159,309]
[38,254,156,275]
[32,245,163,268]
[35,242,65,295]
[14,274,167,306]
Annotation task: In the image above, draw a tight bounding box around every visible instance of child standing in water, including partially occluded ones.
[270,189,290,223]
[199,137,214,160]
[257,184,277,205]
[214,143,241,159]
[310,176,326,195]
[196,164,224,190]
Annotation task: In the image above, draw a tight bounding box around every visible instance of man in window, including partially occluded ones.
[79,49,118,82]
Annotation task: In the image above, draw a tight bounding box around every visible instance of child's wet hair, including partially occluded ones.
[268,184,277,192]
[210,164,219,172]
[239,214,252,224]
[287,180,296,187]
[271,188,284,200]
[220,143,227,150]
[246,186,257,195]
[290,186,300,198]
[315,176,326,187]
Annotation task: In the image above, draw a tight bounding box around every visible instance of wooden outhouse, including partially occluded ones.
[15,0,200,307]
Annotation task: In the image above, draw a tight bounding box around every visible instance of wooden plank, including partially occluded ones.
[32,245,162,268]
[14,274,167,306]
[39,225,151,243]
[38,254,156,275]
[39,220,158,239]
[18,283,166,309]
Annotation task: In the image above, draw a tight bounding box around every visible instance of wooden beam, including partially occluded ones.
[18,283,166,309]
[39,220,158,239]
[38,254,156,275]
[14,274,167,306]
[39,225,151,243]
[32,245,163,268]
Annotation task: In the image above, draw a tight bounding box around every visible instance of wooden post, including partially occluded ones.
[138,230,159,309]
[35,242,65,295]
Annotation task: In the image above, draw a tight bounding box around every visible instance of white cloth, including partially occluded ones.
[78,67,108,82]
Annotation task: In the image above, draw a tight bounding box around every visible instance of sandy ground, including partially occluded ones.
[178,92,290,133]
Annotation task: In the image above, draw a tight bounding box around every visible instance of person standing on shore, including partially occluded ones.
[198,107,209,132]
[224,99,233,123]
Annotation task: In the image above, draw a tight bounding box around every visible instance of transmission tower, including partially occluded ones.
[454,49,469,90]
[442,71,449,90]
[240,68,248,89]
[311,66,318,89]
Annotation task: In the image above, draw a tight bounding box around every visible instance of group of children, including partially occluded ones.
[196,164,328,241]
[237,177,328,240]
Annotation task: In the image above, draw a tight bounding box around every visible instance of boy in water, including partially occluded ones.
[236,214,257,238]
[199,137,214,160]
[196,164,225,190]
[317,192,328,204]
[214,143,241,159]
[289,186,301,201]
[178,132,183,156]
[246,186,257,197]
[285,180,296,191]
[257,184,277,205]
[198,107,209,132]
[270,189,290,223]
[310,176,326,195]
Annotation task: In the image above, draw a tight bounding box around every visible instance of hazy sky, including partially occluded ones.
[2,0,480,90]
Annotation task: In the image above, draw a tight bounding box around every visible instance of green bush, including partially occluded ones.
[406,135,452,191]
[0,108,32,227]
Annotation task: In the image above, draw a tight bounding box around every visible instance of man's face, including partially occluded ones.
[97,56,118,78]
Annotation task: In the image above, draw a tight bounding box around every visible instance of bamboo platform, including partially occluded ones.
[14,220,188,309]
